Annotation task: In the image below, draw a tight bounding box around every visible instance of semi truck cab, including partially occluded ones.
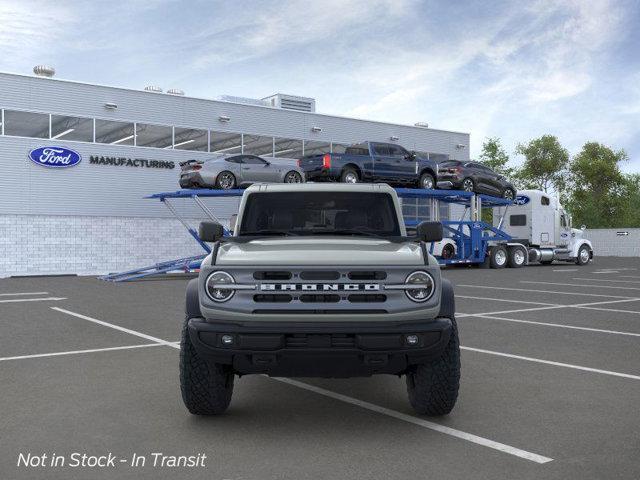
[496,189,593,265]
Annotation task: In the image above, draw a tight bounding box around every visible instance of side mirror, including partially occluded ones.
[581,224,586,230]
[416,221,443,242]
[199,221,225,242]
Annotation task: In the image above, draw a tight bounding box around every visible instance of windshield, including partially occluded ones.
[238,192,401,237]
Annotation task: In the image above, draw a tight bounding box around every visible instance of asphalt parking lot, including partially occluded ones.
[2,257,640,480]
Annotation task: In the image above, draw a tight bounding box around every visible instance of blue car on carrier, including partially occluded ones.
[298,141,439,189]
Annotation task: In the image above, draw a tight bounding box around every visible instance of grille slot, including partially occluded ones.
[253,271,292,280]
[300,294,340,303]
[348,294,387,303]
[348,271,387,280]
[285,334,356,348]
[300,271,340,280]
[253,294,292,303]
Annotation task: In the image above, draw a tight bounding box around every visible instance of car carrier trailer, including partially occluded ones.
[100,186,592,282]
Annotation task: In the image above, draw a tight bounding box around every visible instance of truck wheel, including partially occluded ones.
[180,318,234,415]
[489,245,507,268]
[419,172,435,190]
[507,246,526,268]
[406,317,460,416]
[340,168,359,184]
[576,245,591,265]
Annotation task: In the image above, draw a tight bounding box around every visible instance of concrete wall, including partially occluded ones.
[583,228,640,257]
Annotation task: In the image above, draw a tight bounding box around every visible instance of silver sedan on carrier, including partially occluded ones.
[179,154,305,189]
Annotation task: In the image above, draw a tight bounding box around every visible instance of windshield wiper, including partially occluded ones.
[238,230,300,237]
[308,229,387,239]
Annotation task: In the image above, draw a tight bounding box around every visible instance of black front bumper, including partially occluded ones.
[188,317,452,378]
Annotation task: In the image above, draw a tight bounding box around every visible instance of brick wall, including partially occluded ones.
[583,228,640,257]
[0,215,217,277]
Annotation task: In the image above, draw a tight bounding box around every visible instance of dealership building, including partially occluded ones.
[0,68,470,277]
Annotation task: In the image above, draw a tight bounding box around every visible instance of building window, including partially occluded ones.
[50,114,94,142]
[243,134,274,156]
[210,131,242,154]
[274,137,303,159]
[135,123,173,148]
[510,214,527,226]
[303,140,330,156]
[173,127,208,151]
[95,119,135,145]
[3,110,50,139]
[331,143,349,154]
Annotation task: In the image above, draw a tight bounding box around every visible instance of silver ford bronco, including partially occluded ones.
[180,183,460,415]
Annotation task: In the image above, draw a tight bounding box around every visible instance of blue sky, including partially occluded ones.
[1,0,639,171]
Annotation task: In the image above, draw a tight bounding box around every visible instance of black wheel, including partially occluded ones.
[461,178,475,192]
[489,245,507,269]
[406,317,460,416]
[215,171,236,190]
[180,318,234,415]
[441,243,455,260]
[576,245,591,265]
[340,168,359,184]
[507,246,526,268]
[502,188,515,200]
[284,171,303,183]
[419,172,435,190]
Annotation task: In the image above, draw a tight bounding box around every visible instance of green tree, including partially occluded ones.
[566,142,628,228]
[619,174,640,227]
[478,137,514,177]
[515,135,569,193]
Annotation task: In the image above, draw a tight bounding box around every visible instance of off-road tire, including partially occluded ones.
[406,317,460,416]
[180,318,234,415]
[340,168,359,183]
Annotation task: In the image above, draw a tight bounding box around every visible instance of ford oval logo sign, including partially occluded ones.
[28,146,82,168]
[514,195,530,205]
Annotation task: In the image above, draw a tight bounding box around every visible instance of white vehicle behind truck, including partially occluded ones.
[494,189,593,265]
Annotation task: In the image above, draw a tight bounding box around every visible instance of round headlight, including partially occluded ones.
[405,271,435,302]
[206,271,235,302]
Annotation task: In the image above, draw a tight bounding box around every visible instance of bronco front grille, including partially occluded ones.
[285,334,356,348]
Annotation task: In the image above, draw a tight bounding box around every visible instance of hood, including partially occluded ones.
[216,237,424,266]
[571,228,585,239]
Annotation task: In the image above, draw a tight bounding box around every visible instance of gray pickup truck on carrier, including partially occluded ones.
[180,183,460,415]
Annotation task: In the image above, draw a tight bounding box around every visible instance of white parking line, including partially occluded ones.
[457,295,558,306]
[51,307,177,347]
[273,377,553,464]
[0,292,49,296]
[48,307,552,464]
[462,346,640,381]
[456,284,637,299]
[552,269,578,272]
[573,278,640,285]
[460,314,640,338]
[0,343,162,362]
[521,281,640,292]
[456,298,640,318]
[0,297,67,304]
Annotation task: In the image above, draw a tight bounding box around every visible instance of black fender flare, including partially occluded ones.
[185,278,202,318]
[437,278,455,319]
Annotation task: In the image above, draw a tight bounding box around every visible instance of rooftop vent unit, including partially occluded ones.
[262,93,316,113]
[217,95,270,107]
[144,85,163,93]
[414,122,429,128]
[33,65,55,78]
[167,88,185,96]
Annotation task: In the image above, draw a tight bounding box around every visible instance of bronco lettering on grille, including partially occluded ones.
[260,284,380,291]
